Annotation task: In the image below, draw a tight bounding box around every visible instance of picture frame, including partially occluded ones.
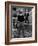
[5,1,37,45]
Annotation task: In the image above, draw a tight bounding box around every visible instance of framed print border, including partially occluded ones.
[5,1,37,45]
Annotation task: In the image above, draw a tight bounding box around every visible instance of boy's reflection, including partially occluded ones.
[25,9,29,23]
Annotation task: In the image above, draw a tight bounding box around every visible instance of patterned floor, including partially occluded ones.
[11,23,32,38]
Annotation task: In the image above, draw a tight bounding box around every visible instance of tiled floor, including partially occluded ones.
[11,23,32,38]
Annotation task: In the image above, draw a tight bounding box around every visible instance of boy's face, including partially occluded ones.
[16,8,25,16]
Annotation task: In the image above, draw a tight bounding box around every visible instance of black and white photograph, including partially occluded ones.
[11,6,32,38]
